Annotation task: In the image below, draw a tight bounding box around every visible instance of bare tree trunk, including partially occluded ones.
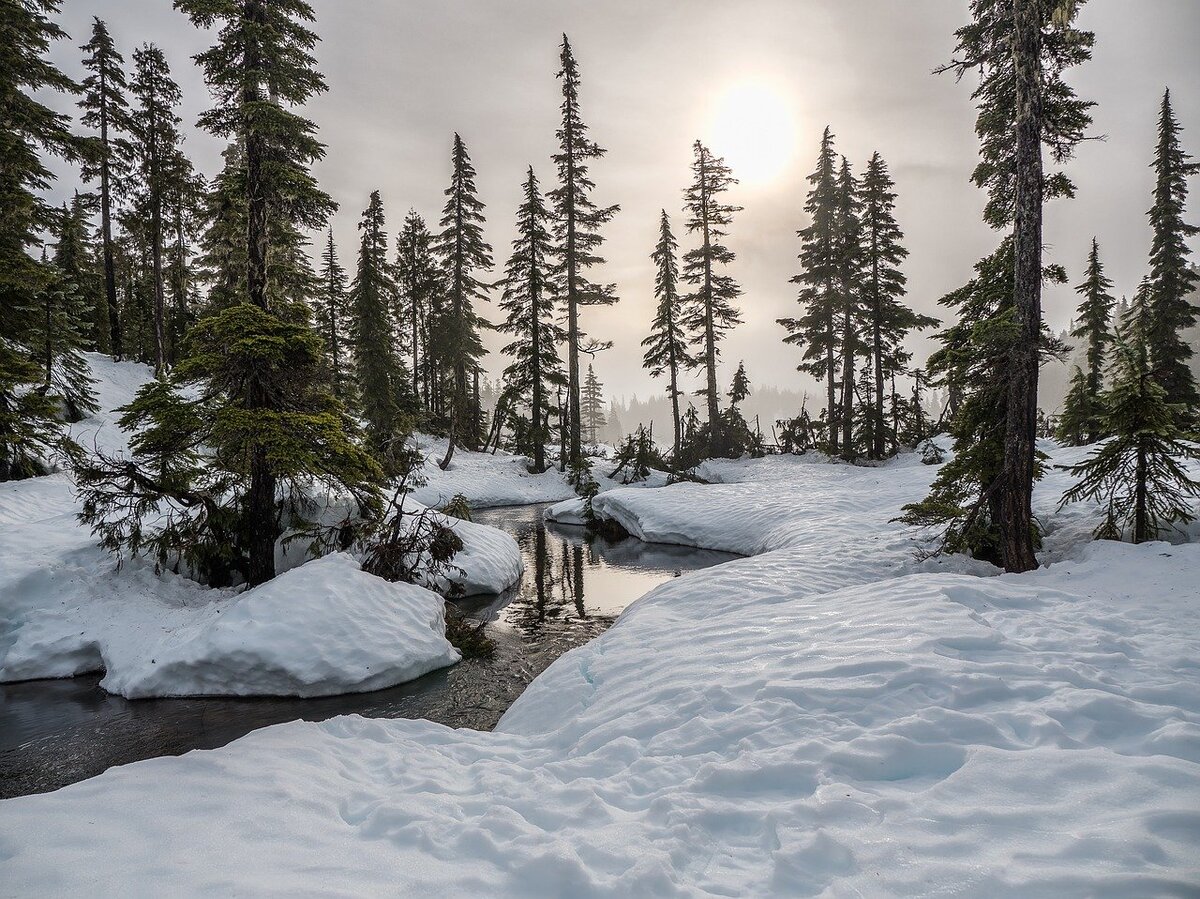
[1000,0,1043,573]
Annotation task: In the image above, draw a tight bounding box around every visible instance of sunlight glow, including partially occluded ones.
[709,80,799,186]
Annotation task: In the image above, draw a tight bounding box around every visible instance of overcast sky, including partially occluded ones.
[43,1,1200,401]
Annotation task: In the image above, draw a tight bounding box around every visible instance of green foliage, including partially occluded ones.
[581,364,607,444]
[608,425,667,484]
[1056,365,1100,447]
[1066,237,1115,442]
[641,209,694,454]
[439,493,473,522]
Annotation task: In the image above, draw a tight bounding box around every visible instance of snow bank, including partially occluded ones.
[3,443,1198,894]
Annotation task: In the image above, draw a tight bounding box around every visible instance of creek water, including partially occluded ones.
[0,502,738,799]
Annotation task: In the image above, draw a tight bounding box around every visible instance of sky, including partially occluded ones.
[42,0,1200,403]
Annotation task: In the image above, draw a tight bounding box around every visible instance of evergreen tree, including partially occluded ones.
[163,165,204,364]
[349,191,411,463]
[0,0,86,481]
[1060,287,1200,543]
[859,152,937,459]
[550,35,619,470]
[581,364,607,445]
[681,140,742,456]
[728,360,751,408]
[779,127,840,453]
[498,167,564,473]
[432,133,492,468]
[129,43,187,377]
[833,156,867,460]
[317,228,349,400]
[1058,237,1114,444]
[192,141,246,312]
[641,209,694,455]
[36,213,99,421]
[1145,89,1200,415]
[54,192,106,353]
[79,16,131,360]
[395,209,439,408]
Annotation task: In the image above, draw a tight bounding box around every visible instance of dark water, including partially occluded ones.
[0,503,737,799]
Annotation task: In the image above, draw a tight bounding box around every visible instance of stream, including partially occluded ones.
[0,502,737,799]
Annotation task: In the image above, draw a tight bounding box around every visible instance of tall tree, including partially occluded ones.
[550,35,619,471]
[833,156,867,460]
[1145,88,1200,415]
[1058,237,1115,443]
[498,167,564,473]
[395,209,438,407]
[581,364,607,445]
[79,16,131,360]
[681,140,742,456]
[433,133,492,469]
[780,127,841,453]
[37,209,98,421]
[642,209,694,455]
[317,228,349,400]
[349,191,410,460]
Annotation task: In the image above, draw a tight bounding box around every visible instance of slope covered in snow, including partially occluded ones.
[2,436,1198,895]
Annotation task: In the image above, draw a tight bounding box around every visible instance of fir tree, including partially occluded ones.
[1145,89,1200,415]
[79,16,131,360]
[550,35,619,470]
[498,167,564,473]
[779,127,840,453]
[728,360,751,409]
[349,191,410,463]
[581,364,607,445]
[433,133,492,468]
[1059,237,1114,444]
[681,140,743,456]
[1060,288,1200,543]
[395,210,439,408]
[0,0,86,481]
[641,209,694,455]
[317,228,349,400]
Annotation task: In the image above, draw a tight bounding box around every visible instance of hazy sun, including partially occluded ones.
[709,80,799,186]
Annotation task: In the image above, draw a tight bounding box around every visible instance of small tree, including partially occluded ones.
[1059,237,1115,444]
[581,364,607,445]
[317,228,349,400]
[642,209,693,456]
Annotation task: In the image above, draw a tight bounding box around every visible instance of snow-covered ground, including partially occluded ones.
[3,427,1198,894]
[0,355,520,696]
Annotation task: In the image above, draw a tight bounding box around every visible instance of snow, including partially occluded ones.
[3,435,1199,894]
[0,354,519,695]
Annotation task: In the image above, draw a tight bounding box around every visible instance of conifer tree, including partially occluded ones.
[550,35,619,470]
[833,157,867,460]
[317,228,350,400]
[581,364,607,445]
[1060,286,1200,543]
[349,191,411,461]
[164,166,204,364]
[36,212,99,421]
[79,17,131,360]
[1058,237,1114,444]
[433,133,492,468]
[54,192,106,353]
[780,127,840,453]
[395,210,439,407]
[859,151,936,459]
[728,360,751,409]
[0,0,86,481]
[498,167,564,473]
[1145,89,1200,415]
[681,140,742,455]
[642,209,694,455]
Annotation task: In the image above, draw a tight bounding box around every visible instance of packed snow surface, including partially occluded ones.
[3,439,1199,895]
[0,354,519,694]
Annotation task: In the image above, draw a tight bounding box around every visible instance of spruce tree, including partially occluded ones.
[317,228,350,400]
[79,17,131,360]
[1145,89,1200,415]
[779,127,840,453]
[498,167,564,473]
[642,209,694,455]
[1060,287,1200,543]
[395,210,439,408]
[432,133,492,468]
[681,140,742,456]
[1058,237,1114,444]
[581,364,607,445]
[550,35,619,470]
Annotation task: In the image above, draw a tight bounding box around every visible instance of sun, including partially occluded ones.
[709,80,799,186]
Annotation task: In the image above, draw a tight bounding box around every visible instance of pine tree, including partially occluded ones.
[317,229,350,400]
[1060,287,1200,543]
[0,0,86,481]
[129,43,188,377]
[681,140,743,456]
[1058,237,1114,444]
[581,364,607,445]
[432,133,492,468]
[642,209,694,455]
[498,167,564,473]
[780,127,840,453]
[79,17,131,360]
[395,210,439,409]
[1145,89,1200,416]
[550,35,619,470]
[859,152,937,459]
[349,191,410,462]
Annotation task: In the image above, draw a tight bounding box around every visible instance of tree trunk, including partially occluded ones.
[840,304,854,461]
[1133,440,1148,544]
[669,357,681,458]
[825,272,838,455]
[699,151,721,454]
[872,255,886,459]
[1000,0,1043,574]
[440,417,457,471]
[564,100,582,471]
